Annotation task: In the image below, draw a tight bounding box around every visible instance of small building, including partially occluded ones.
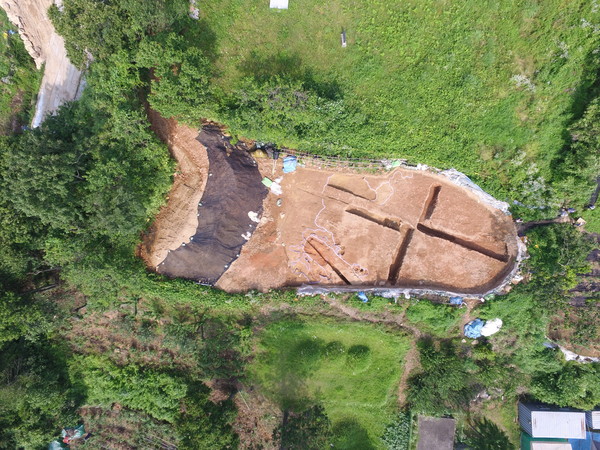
[269,0,288,9]
[519,403,587,440]
[587,411,600,431]
[529,443,573,450]
[416,416,455,450]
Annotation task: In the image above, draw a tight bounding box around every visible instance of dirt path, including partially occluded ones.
[0,0,83,127]
[516,215,572,236]
[397,342,419,407]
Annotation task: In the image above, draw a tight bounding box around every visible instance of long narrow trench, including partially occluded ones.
[345,207,402,231]
[387,228,415,284]
[306,238,352,285]
[416,224,509,262]
[420,185,442,222]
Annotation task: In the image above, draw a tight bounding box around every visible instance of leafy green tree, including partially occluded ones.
[273,403,333,450]
[0,291,49,346]
[406,338,474,416]
[531,363,600,410]
[221,76,365,148]
[176,381,238,449]
[526,224,595,307]
[49,0,189,68]
[0,340,80,449]
[556,96,600,207]
[137,34,213,122]
[463,417,514,450]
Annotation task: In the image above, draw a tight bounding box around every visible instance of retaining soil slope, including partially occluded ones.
[143,115,520,295]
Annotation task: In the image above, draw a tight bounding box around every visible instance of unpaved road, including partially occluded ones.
[0,0,83,127]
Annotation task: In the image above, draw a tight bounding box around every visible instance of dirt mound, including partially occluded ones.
[156,125,267,283]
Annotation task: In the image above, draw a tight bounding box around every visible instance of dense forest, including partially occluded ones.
[0,0,599,448]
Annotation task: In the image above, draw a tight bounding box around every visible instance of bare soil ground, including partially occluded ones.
[0,0,83,127]
[142,116,519,295]
[138,110,209,269]
[218,155,519,294]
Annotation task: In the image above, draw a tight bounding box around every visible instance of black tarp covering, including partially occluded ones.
[157,125,267,283]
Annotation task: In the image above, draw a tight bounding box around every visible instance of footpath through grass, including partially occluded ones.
[249,319,411,449]
[201,0,600,200]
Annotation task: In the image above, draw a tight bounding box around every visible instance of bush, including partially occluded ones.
[405,301,463,336]
[73,356,187,423]
[407,338,474,415]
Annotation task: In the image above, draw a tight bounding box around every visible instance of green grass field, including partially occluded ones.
[248,319,411,449]
[199,0,599,200]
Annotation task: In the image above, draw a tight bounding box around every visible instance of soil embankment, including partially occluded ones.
[0,0,83,127]
[138,111,210,269]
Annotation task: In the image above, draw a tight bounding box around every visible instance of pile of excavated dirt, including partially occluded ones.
[143,115,520,295]
[0,0,83,127]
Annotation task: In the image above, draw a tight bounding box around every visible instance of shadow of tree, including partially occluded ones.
[332,418,376,449]
[239,50,343,100]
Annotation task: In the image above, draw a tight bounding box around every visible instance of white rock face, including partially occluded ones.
[0,0,83,127]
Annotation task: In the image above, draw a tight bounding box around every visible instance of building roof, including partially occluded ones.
[530,443,572,450]
[531,411,586,439]
[416,416,456,450]
[588,411,600,430]
[269,0,288,9]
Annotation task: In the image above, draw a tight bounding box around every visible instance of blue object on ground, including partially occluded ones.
[358,292,369,303]
[449,296,463,305]
[464,318,485,338]
[283,155,298,173]
[569,432,593,450]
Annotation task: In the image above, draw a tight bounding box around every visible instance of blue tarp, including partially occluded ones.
[283,155,298,173]
[569,431,594,450]
[464,319,485,338]
[449,296,463,305]
[357,292,369,303]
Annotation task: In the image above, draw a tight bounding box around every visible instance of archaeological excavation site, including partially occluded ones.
[140,116,522,297]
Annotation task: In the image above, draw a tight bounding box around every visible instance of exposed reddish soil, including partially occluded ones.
[218,156,518,294]
[138,111,209,269]
[142,115,519,295]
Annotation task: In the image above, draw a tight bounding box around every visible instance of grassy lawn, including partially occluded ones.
[248,319,411,449]
[199,0,599,200]
[405,300,464,337]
